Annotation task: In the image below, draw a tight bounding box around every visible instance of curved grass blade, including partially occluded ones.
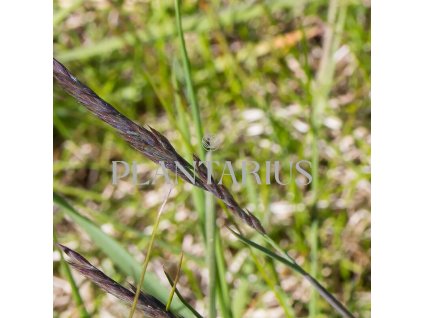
[228,227,356,318]
[164,272,204,318]
[166,252,184,311]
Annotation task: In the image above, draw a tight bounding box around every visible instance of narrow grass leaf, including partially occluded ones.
[228,228,356,318]
[166,252,184,311]
[164,272,204,318]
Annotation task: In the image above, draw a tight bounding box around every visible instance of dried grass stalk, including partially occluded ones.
[53,58,265,234]
[58,244,179,318]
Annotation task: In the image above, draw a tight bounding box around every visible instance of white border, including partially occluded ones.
[1,0,423,316]
[0,0,52,316]
[373,0,423,316]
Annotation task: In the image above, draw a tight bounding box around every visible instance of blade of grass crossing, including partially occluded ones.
[171,61,206,235]
[165,272,204,318]
[248,244,295,318]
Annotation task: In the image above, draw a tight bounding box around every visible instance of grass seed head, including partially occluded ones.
[58,244,179,318]
[53,58,265,234]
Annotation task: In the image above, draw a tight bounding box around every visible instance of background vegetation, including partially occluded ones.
[53,0,370,317]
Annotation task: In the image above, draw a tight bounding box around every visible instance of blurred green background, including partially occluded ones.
[53,0,370,317]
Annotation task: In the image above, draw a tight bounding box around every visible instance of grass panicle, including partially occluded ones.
[54,233,90,318]
[58,244,179,318]
[53,58,265,235]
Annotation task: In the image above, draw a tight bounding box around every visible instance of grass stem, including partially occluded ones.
[174,0,204,160]
[174,3,220,316]
[166,252,185,311]
[128,188,173,318]
[205,151,217,318]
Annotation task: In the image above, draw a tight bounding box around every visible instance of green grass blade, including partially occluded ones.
[231,278,249,318]
[309,221,319,318]
[229,228,300,272]
[214,235,232,318]
[174,2,221,317]
[309,1,348,316]
[228,228,356,318]
[204,189,217,318]
[174,0,204,159]
[164,272,204,318]
[166,252,184,311]
[249,246,295,318]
